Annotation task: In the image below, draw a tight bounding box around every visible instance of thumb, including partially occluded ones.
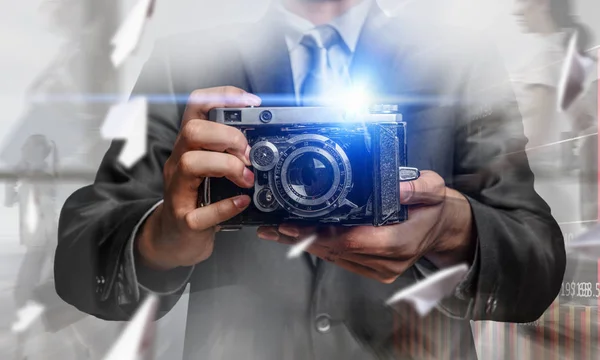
[399,170,446,205]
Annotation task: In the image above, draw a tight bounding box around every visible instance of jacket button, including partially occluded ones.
[315,314,331,333]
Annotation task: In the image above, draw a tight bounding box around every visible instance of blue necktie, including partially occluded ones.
[300,25,343,107]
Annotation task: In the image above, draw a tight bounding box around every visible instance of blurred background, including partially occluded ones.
[0,0,598,358]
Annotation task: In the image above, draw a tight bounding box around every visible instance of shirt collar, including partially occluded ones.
[278,0,373,53]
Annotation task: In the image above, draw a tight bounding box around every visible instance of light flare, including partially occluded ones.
[287,234,318,259]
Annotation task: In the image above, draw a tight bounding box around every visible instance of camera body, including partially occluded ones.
[203,106,414,229]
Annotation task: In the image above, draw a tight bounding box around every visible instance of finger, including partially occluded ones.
[256,227,321,247]
[305,239,412,273]
[308,245,398,284]
[183,195,251,231]
[257,224,321,242]
[174,120,251,166]
[399,170,446,205]
[176,151,253,188]
[277,224,318,239]
[182,86,261,125]
[327,249,414,277]
[169,151,254,212]
[310,226,406,256]
[257,226,281,242]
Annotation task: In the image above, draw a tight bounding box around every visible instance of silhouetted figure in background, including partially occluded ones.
[511,2,598,358]
[5,134,58,310]
[512,0,597,225]
[4,134,70,360]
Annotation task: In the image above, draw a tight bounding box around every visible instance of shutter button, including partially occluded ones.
[315,314,331,333]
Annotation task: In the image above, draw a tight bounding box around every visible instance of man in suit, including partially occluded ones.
[54,0,566,358]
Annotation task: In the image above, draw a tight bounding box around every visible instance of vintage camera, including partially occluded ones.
[201,106,419,229]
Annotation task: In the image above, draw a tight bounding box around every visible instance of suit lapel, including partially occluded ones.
[350,5,418,113]
[235,10,296,107]
[350,5,399,99]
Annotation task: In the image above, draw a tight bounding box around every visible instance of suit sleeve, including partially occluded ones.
[444,39,566,323]
[54,41,191,321]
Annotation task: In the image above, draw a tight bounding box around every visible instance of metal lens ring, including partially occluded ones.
[250,141,279,171]
[270,134,352,218]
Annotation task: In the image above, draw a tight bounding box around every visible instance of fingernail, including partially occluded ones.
[243,167,254,185]
[278,225,299,238]
[244,93,261,106]
[233,195,250,209]
[244,145,252,166]
[258,229,280,241]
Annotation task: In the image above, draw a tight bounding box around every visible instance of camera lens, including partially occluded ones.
[259,110,273,123]
[288,153,335,198]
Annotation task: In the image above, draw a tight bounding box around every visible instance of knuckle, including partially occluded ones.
[183,212,199,231]
[221,85,243,95]
[181,121,200,142]
[221,85,236,93]
[172,207,188,222]
[177,152,195,175]
[228,130,248,151]
[406,181,416,200]
[414,178,427,195]
[424,171,445,192]
[388,262,408,276]
[225,155,243,175]
[189,89,204,101]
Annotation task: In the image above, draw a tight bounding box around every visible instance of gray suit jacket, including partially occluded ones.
[55,5,565,360]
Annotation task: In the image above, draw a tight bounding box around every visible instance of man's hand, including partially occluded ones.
[136,86,261,271]
[257,171,476,283]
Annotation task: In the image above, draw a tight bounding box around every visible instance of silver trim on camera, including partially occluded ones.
[199,178,211,207]
[249,141,279,172]
[211,107,401,125]
[399,167,420,182]
[253,187,279,213]
[281,146,341,206]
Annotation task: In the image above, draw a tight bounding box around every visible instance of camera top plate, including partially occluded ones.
[208,107,403,126]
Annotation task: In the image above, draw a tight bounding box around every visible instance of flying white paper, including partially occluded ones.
[103,294,159,360]
[386,263,469,317]
[111,0,155,67]
[101,97,148,168]
[12,300,45,333]
[567,224,600,259]
[25,189,38,234]
[287,234,317,259]
[557,31,586,111]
